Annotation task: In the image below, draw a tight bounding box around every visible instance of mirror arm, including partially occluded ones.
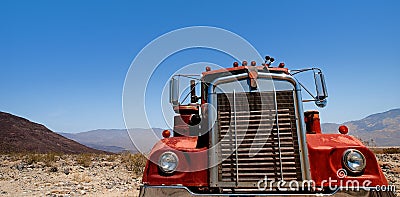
[290,68,321,76]
[302,99,316,102]
[174,74,201,80]
[298,81,317,101]
[180,81,200,104]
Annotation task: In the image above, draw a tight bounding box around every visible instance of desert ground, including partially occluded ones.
[376,154,400,196]
[0,153,144,196]
[0,153,398,196]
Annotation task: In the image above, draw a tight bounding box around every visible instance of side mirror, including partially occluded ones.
[314,70,328,108]
[169,78,179,106]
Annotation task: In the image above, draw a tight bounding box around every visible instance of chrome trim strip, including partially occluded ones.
[273,90,284,180]
[233,90,239,185]
[140,185,394,196]
[209,92,219,187]
[294,82,311,180]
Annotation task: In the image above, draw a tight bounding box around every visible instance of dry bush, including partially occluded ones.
[383,148,400,154]
[23,153,59,166]
[370,147,384,154]
[24,153,43,165]
[41,152,59,166]
[76,153,92,167]
[106,154,117,162]
[9,152,25,162]
[120,152,147,175]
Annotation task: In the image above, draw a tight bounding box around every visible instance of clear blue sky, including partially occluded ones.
[1,0,399,133]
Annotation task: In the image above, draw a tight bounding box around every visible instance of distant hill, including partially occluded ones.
[59,128,164,153]
[0,112,105,154]
[322,108,400,146]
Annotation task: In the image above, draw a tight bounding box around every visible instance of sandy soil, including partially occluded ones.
[376,154,400,196]
[0,154,140,196]
[0,153,398,196]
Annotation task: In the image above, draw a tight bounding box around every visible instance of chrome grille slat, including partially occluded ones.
[216,91,302,189]
[273,90,284,181]
[218,109,291,115]
[219,122,293,128]
[221,162,299,167]
[233,90,239,186]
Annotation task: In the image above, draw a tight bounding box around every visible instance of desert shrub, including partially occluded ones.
[370,148,384,154]
[41,152,60,166]
[24,153,43,165]
[76,153,92,167]
[22,153,59,166]
[90,154,100,162]
[356,137,377,147]
[9,152,25,162]
[106,154,117,162]
[383,148,400,154]
[120,152,147,175]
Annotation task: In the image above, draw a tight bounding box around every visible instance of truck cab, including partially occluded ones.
[139,57,394,196]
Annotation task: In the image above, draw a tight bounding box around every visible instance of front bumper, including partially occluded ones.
[139,185,396,197]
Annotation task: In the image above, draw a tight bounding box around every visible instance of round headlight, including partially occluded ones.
[158,151,178,174]
[342,149,366,174]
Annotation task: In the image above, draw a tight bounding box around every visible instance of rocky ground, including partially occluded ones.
[0,153,144,196]
[376,154,400,196]
[0,153,398,196]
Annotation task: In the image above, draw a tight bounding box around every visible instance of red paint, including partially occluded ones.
[142,137,208,186]
[173,105,199,136]
[173,115,190,136]
[304,110,322,134]
[307,134,388,187]
[339,125,349,134]
[173,105,199,114]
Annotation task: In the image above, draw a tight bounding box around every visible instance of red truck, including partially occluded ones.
[139,57,395,196]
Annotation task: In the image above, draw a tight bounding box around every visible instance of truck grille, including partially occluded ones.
[216,91,302,188]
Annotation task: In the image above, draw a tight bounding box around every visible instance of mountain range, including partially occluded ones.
[321,108,400,146]
[0,112,104,154]
[59,128,164,153]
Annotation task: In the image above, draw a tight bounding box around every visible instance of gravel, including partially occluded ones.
[0,153,398,196]
[0,154,140,196]
[376,154,400,196]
